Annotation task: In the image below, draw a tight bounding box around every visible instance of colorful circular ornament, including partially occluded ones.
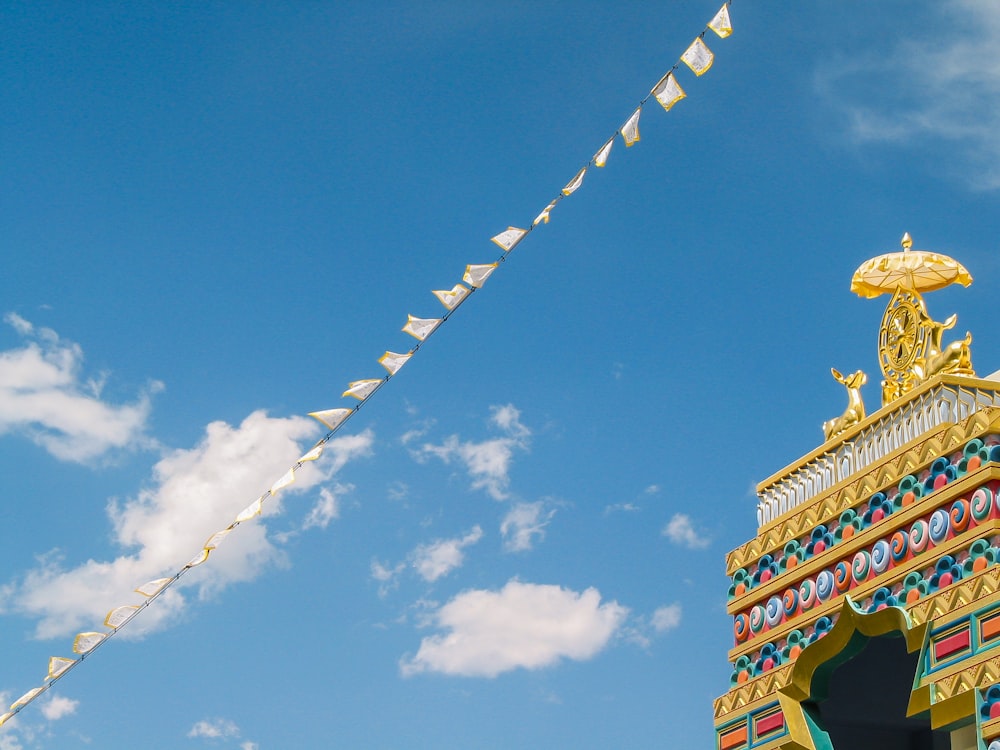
[929,509,950,544]
[852,550,872,583]
[816,570,836,601]
[833,560,851,592]
[890,530,909,562]
[871,540,891,574]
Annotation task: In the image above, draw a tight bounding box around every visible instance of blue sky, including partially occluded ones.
[2,1,1000,748]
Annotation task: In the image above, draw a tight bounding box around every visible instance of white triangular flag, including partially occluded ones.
[534,200,558,225]
[652,72,686,112]
[73,632,106,654]
[403,315,441,341]
[135,578,171,597]
[235,496,264,523]
[490,227,528,252]
[186,548,210,568]
[47,657,75,680]
[204,529,232,550]
[270,468,296,493]
[593,137,614,168]
[562,167,586,196]
[299,442,324,462]
[105,605,139,629]
[10,688,42,709]
[379,351,412,375]
[432,284,469,310]
[463,264,498,288]
[708,4,733,38]
[681,37,714,75]
[308,408,351,431]
[343,379,381,400]
[620,107,642,147]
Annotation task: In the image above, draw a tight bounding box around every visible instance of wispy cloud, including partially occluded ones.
[39,695,78,721]
[621,603,683,648]
[0,313,161,463]
[818,0,1000,189]
[500,501,554,551]
[400,580,627,677]
[661,513,710,549]
[412,526,484,582]
[301,484,347,531]
[413,404,530,500]
[651,603,682,633]
[188,717,240,739]
[6,413,373,639]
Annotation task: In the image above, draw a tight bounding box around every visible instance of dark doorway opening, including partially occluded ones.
[803,634,951,749]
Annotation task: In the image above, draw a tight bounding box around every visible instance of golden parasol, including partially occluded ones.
[850,233,973,299]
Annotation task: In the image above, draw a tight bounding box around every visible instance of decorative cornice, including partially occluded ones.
[727,408,1000,574]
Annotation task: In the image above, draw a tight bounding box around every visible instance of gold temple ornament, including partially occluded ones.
[852,233,975,407]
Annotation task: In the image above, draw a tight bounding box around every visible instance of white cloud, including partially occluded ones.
[819,0,1000,189]
[241,743,259,750]
[621,603,683,647]
[661,513,710,550]
[400,580,628,677]
[371,558,406,597]
[603,502,639,515]
[651,603,682,633]
[500,502,554,551]
[0,313,161,462]
[39,695,78,721]
[412,526,483,581]
[301,484,345,531]
[0,729,22,750]
[8,412,373,639]
[415,404,530,500]
[188,718,240,739]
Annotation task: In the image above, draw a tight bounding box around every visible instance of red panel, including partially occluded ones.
[934,629,970,660]
[755,711,785,736]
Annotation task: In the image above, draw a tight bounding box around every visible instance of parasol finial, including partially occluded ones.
[901,232,912,250]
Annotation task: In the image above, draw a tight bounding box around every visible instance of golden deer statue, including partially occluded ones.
[823,368,867,441]
[913,311,973,381]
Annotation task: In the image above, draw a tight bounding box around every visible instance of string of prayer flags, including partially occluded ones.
[379,350,412,375]
[432,284,469,310]
[463,264,498,288]
[709,4,733,38]
[620,107,642,147]
[652,73,686,112]
[681,37,714,76]
[0,3,736,728]
[343,379,381,400]
[490,226,528,252]
[403,315,442,341]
